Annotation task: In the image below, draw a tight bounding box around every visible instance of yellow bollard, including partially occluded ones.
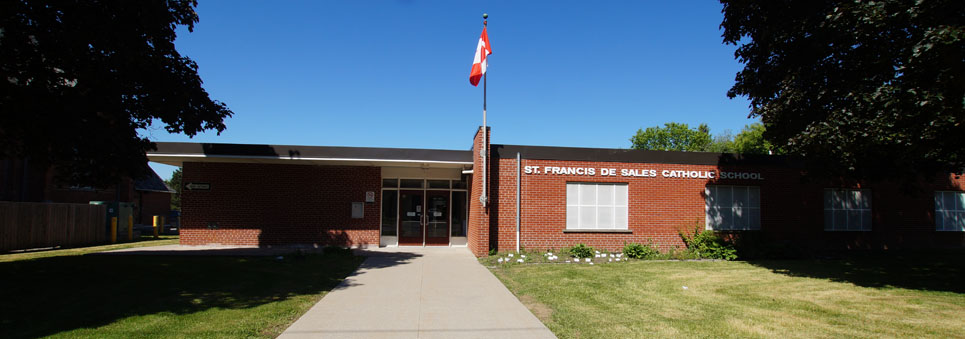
[153,215,159,239]
[128,215,133,242]
[111,217,117,243]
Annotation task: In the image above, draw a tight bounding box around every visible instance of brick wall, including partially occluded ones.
[180,162,380,247]
[467,127,491,256]
[489,157,965,253]
[137,191,171,225]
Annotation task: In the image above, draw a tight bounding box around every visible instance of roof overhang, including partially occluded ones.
[148,142,474,169]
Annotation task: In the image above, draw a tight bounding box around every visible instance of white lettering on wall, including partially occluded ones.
[521,165,763,181]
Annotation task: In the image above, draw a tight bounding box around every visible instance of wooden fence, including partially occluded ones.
[0,202,107,252]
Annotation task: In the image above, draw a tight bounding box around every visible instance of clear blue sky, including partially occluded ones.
[145,1,755,180]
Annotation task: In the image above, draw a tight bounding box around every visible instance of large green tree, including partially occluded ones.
[630,122,713,152]
[721,0,964,178]
[164,168,181,211]
[733,123,778,155]
[0,0,232,186]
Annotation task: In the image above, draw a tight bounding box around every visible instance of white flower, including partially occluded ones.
[589,262,594,265]
[548,252,554,256]
[497,258,504,263]
[585,258,591,262]
[517,259,524,263]
[595,251,600,254]
[682,286,688,290]
[565,260,571,263]
[608,258,612,262]
[521,255,526,258]
[508,253,514,257]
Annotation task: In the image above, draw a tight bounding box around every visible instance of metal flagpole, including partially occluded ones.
[481,13,488,208]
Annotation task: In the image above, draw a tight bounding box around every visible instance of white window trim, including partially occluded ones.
[566,182,628,231]
[935,191,965,232]
[705,185,761,231]
[824,188,873,231]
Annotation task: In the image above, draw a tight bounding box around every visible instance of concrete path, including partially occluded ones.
[278,247,556,339]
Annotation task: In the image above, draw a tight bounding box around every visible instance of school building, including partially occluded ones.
[147,127,965,257]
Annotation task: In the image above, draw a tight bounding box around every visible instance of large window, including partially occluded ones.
[705,186,761,230]
[824,189,872,231]
[935,191,965,231]
[566,183,628,230]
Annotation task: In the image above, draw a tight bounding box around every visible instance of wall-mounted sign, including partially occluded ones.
[184,182,211,190]
[365,191,375,203]
[523,166,764,180]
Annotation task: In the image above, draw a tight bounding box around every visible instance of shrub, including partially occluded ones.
[684,230,738,260]
[623,241,659,259]
[568,243,595,258]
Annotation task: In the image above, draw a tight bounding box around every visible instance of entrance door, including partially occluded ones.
[398,190,424,245]
[425,190,450,246]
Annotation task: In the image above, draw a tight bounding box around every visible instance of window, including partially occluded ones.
[824,189,872,231]
[705,186,761,230]
[935,191,965,231]
[566,183,628,230]
[381,190,397,236]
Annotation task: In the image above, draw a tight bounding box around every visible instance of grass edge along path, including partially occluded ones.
[0,235,180,262]
[488,256,965,339]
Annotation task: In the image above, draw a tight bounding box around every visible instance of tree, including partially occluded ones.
[0,0,232,186]
[164,168,181,211]
[733,123,777,155]
[630,123,712,152]
[705,129,735,153]
[721,0,965,179]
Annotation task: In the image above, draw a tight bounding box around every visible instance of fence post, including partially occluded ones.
[127,215,133,242]
[111,217,117,243]
[153,215,159,239]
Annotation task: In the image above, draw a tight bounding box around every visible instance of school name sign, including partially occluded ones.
[523,166,764,180]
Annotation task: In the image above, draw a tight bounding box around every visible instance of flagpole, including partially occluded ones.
[481,13,489,208]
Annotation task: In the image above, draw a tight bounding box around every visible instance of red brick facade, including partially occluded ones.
[174,128,965,255]
[484,157,965,254]
[180,162,380,247]
[467,127,491,256]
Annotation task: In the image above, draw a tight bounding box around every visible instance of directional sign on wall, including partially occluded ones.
[184,182,211,191]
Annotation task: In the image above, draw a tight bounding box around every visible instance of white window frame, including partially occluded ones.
[566,182,628,230]
[935,191,965,232]
[824,188,872,231]
[705,185,761,231]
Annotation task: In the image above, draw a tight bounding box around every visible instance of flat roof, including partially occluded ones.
[493,144,801,167]
[148,142,474,168]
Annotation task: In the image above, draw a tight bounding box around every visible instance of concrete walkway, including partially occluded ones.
[278,247,556,339]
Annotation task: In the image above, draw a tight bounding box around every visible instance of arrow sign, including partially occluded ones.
[184,182,210,191]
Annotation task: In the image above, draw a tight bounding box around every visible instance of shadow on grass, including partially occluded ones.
[0,250,418,338]
[746,249,965,293]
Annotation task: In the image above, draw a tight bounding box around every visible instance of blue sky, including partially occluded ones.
[145,1,755,180]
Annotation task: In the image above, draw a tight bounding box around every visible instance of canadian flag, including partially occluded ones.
[469,27,492,86]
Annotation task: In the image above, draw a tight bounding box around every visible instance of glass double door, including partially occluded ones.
[398,190,450,246]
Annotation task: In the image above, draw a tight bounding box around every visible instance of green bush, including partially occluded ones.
[683,230,738,260]
[568,243,595,258]
[623,242,659,259]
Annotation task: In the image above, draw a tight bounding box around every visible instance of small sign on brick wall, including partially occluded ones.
[185,182,211,191]
[365,191,375,203]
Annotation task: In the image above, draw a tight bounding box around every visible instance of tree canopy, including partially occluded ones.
[0,0,232,186]
[630,123,712,152]
[630,121,778,155]
[721,0,965,178]
[164,168,181,211]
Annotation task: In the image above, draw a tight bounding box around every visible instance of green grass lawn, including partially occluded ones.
[0,240,365,338]
[489,251,965,338]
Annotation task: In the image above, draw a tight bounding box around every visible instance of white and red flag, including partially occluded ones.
[469,27,492,86]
